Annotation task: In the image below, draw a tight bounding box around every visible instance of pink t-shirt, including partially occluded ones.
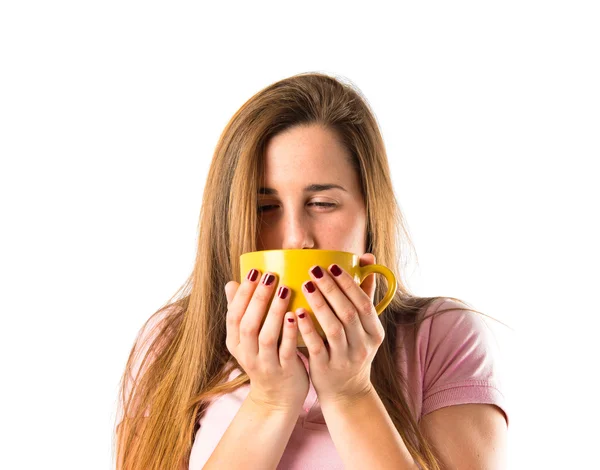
[188,298,509,469]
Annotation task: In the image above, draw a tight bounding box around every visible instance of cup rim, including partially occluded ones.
[241,248,358,256]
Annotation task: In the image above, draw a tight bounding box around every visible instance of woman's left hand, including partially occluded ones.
[296,253,385,405]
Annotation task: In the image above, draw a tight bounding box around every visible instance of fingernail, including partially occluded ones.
[304,281,315,293]
[298,312,306,319]
[247,269,259,282]
[287,317,295,323]
[277,286,289,299]
[310,266,323,278]
[330,264,342,277]
[262,273,275,286]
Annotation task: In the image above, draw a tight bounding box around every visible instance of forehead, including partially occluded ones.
[262,124,360,190]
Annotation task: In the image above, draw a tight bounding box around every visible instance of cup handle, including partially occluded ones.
[358,264,398,314]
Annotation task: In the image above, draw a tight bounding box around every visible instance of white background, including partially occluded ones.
[1,1,598,469]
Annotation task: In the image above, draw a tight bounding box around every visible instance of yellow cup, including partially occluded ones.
[239,249,398,347]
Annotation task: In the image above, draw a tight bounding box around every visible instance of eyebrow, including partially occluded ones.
[258,184,347,195]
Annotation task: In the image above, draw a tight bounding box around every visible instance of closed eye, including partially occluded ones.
[257,205,278,213]
[257,202,336,213]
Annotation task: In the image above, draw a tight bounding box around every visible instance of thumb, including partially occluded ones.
[224,281,239,307]
[359,253,376,267]
[359,253,377,302]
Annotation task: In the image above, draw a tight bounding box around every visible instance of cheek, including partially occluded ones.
[349,213,368,250]
[256,224,276,247]
[322,214,366,247]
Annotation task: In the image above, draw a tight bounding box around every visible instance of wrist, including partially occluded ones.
[319,382,376,409]
[247,391,303,418]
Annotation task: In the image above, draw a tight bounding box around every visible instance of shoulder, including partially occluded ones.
[417,298,496,352]
[132,305,182,368]
[117,304,183,424]
[396,297,494,352]
[402,297,509,425]
[123,303,185,400]
[414,297,501,377]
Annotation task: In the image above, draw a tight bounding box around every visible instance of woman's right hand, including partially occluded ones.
[225,269,309,414]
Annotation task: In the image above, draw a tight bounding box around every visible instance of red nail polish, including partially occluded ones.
[247,269,259,281]
[278,286,289,299]
[298,312,306,319]
[304,281,315,293]
[311,266,323,278]
[287,317,295,323]
[262,273,275,286]
[330,264,342,277]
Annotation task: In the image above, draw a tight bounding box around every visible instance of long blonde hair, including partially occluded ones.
[114,72,491,469]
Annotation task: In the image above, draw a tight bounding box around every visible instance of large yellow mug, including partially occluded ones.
[239,249,398,347]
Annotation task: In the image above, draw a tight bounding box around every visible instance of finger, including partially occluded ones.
[258,284,291,364]
[359,253,377,302]
[279,311,300,368]
[307,265,364,350]
[238,271,278,356]
[327,262,383,339]
[225,269,261,354]
[296,307,329,365]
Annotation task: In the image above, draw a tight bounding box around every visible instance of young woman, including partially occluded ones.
[115,72,508,469]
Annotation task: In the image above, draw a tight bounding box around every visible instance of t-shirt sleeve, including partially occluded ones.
[419,299,509,425]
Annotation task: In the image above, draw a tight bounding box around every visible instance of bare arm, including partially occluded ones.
[420,403,508,469]
[205,270,309,468]
[320,386,418,470]
[203,397,300,469]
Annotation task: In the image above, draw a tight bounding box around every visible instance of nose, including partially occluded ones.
[281,209,314,250]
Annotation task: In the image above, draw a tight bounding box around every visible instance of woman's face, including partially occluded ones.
[256,124,367,254]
